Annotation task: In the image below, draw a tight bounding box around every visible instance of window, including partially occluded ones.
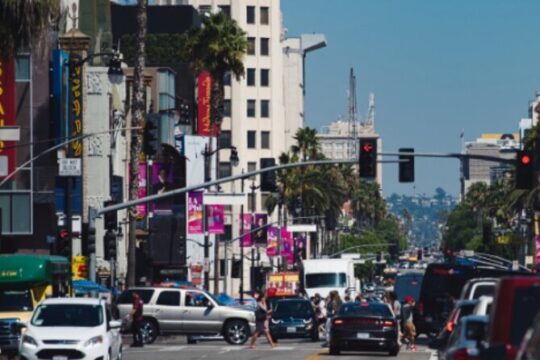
[219,5,231,17]
[247,131,256,149]
[223,99,231,117]
[247,6,255,24]
[247,37,256,55]
[261,38,269,56]
[260,7,269,25]
[261,193,270,206]
[156,291,180,306]
[260,100,270,118]
[223,71,231,86]
[261,131,270,149]
[248,193,256,212]
[247,100,256,117]
[260,69,269,87]
[219,130,231,148]
[218,162,232,178]
[247,68,256,86]
[248,162,257,180]
[199,5,212,16]
[15,55,30,81]
[185,291,212,307]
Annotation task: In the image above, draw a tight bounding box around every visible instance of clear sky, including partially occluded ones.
[281,0,540,197]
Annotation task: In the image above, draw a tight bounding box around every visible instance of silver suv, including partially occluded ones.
[117,287,255,345]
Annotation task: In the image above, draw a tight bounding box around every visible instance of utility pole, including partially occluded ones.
[239,172,245,302]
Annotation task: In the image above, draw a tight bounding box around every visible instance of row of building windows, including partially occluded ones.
[218,130,270,150]
[221,99,270,118]
[247,68,269,87]
[247,6,269,25]
[247,37,269,56]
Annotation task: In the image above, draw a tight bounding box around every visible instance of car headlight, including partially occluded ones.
[302,318,312,324]
[22,335,38,347]
[84,335,104,347]
[271,318,282,324]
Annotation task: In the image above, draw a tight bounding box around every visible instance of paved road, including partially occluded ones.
[123,336,436,360]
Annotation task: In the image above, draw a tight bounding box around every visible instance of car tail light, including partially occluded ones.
[334,319,344,326]
[453,348,479,360]
[383,320,395,328]
[418,302,424,315]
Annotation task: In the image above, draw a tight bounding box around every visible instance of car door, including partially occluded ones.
[181,290,222,334]
[154,290,182,333]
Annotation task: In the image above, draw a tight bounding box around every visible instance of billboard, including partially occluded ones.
[0,58,16,178]
[266,272,301,297]
[252,214,268,247]
[240,213,252,247]
[188,191,203,234]
[207,205,224,234]
[197,72,213,136]
[69,54,83,157]
[267,226,278,257]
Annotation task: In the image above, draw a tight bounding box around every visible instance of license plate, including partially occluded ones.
[52,356,68,360]
[286,327,296,333]
[356,332,369,339]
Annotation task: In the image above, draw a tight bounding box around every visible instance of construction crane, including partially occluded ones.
[347,68,359,159]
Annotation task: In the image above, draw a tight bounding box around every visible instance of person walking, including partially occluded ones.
[126,291,144,347]
[402,296,417,351]
[386,292,402,346]
[322,291,342,347]
[249,294,276,349]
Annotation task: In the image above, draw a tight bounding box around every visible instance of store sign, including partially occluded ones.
[0,58,16,178]
[197,72,213,136]
[70,55,83,157]
[266,272,301,297]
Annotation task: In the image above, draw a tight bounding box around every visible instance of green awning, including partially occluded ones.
[0,254,70,289]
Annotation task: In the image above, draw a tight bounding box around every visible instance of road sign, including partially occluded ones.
[58,158,81,176]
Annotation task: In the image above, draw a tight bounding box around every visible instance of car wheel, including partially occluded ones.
[187,336,197,345]
[388,345,399,356]
[329,345,340,355]
[140,319,158,344]
[223,319,250,345]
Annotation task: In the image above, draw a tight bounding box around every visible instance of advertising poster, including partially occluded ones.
[252,214,268,247]
[240,213,252,247]
[137,163,147,217]
[188,191,203,234]
[208,205,224,234]
[267,226,278,257]
[151,162,176,213]
[266,272,301,297]
[281,227,293,263]
[0,58,16,178]
[197,72,212,136]
[295,234,307,261]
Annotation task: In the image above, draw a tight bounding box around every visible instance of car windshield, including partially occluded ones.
[31,304,104,327]
[117,289,154,304]
[274,301,313,316]
[339,303,392,317]
[471,284,494,299]
[305,273,346,288]
[394,274,423,302]
[0,290,33,312]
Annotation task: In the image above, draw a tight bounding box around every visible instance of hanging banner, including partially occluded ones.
[188,191,204,234]
[536,235,540,265]
[0,58,16,178]
[295,234,307,261]
[240,213,252,247]
[197,71,213,136]
[253,214,268,246]
[208,205,224,234]
[69,54,83,157]
[267,226,278,257]
[281,227,293,263]
[137,163,147,217]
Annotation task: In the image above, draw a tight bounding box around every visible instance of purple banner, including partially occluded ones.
[536,235,540,265]
[253,214,268,246]
[188,191,203,234]
[240,214,252,247]
[281,227,293,263]
[295,235,307,261]
[208,205,224,234]
[267,226,278,257]
[137,163,147,217]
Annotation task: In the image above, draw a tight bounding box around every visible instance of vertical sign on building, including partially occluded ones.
[137,163,147,217]
[240,213,252,247]
[0,58,16,178]
[281,227,293,264]
[253,214,268,246]
[69,54,83,157]
[197,72,212,136]
[266,226,278,257]
[188,191,203,234]
[207,205,224,234]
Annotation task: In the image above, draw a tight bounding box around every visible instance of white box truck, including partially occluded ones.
[301,258,361,300]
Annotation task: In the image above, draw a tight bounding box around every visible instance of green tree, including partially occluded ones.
[351,180,386,227]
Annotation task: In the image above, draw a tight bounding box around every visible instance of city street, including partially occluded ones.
[123,337,435,360]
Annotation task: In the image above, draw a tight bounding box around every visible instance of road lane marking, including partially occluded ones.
[158,345,186,352]
[305,350,326,360]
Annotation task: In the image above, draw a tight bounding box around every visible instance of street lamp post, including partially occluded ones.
[249,180,260,291]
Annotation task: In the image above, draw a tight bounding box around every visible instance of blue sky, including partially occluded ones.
[281,0,540,197]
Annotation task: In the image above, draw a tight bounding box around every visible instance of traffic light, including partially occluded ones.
[104,230,117,261]
[103,201,117,230]
[260,158,277,192]
[516,150,534,189]
[88,207,97,254]
[399,148,415,183]
[57,226,70,257]
[359,138,377,178]
[143,113,160,156]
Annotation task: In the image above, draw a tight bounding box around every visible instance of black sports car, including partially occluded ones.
[269,299,319,341]
[329,302,399,356]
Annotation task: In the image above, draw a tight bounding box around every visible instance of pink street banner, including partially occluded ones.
[253,214,268,246]
[536,235,540,265]
[240,213,252,247]
[208,205,225,234]
[188,191,204,234]
[267,226,278,257]
[137,163,147,217]
[281,227,294,263]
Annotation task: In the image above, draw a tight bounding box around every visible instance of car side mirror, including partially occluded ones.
[109,320,122,329]
[207,303,214,309]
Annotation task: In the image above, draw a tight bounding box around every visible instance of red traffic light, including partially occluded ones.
[362,142,373,153]
[520,154,531,165]
[59,229,69,239]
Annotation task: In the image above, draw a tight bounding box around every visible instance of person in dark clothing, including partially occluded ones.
[126,292,144,347]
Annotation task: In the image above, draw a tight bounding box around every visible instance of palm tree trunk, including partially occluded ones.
[127,0,147,288]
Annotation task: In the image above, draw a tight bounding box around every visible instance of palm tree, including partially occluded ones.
[291,127,320,161]
[0,0,60,58]
[181,11,247,132]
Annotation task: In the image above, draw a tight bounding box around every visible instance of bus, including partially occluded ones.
[0,254,71,357]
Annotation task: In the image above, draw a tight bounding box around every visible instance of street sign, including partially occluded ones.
[203,192,246,205]
[286,224,317,232]
[58,158,81,176]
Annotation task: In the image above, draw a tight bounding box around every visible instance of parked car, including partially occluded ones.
[19,297,123,360]
[269,299,318,342]
[441,315,488,360]
[329,302,399,356]
[117,287,256,345]
[480,276,540,360]
[515,312,540,360]
[472,296,493,316]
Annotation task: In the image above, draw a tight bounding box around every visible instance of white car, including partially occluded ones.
[19,297,123,360]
